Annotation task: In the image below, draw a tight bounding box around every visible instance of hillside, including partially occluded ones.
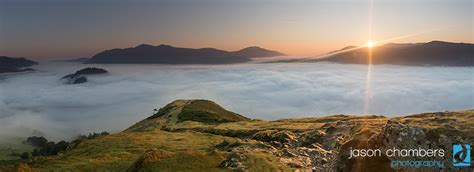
[308,41,474,66]
[0,56,38,74]
[4,100,473,171]
[232,46,285,58]
[52,57,90,63]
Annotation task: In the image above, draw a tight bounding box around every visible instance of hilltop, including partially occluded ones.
[285,41,474,66]
[86,44,284,64]
[0,56,38,74]
[4,99,473,171]
[232,46,285,58]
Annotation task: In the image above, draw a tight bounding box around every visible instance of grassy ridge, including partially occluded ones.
[2,100,473,171]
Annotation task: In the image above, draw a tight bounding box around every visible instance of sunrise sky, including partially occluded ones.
[0,0,472,59]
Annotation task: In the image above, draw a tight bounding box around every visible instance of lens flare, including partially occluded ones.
[364,0,374,115]
[367,40,375,48]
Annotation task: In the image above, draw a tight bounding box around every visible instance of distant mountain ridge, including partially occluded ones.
[231,46,285,58]
[86,44,284,64]
[312,41,474,66]
[0,56,39,74]
[0,56,38,68]
[53,57,90,63]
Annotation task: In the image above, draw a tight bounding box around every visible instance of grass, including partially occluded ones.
[0,138,35,161]
[28,130,235,171]
[178,100,249,124]
[4,99,472,171]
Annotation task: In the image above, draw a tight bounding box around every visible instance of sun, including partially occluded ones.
[367,40,375,48]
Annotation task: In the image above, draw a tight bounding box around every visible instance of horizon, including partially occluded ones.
[1,0,472,59]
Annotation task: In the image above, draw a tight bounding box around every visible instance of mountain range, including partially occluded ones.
[0,56,39,74]
[309,41,474,66]
[86,44,284,64]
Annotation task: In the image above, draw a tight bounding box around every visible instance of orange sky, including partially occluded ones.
[0,0,472,59]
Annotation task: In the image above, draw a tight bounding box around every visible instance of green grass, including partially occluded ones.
[28,130,235,171]
[178,100,249,124]
[7,100,472,171]
[0,139,35,161]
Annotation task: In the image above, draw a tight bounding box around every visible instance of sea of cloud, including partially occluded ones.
[0,62,472,142]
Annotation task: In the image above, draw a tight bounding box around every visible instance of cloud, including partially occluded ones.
[0,62,472,142]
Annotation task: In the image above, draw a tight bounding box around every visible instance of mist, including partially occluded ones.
[0,62,472,142]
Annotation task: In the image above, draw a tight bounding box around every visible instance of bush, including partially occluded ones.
[24,131,110,157]
[20,152,31,159]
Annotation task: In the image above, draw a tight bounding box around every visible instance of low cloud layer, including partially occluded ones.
[0,62,472,142]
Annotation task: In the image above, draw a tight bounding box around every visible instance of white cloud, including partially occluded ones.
[0,62,472,142]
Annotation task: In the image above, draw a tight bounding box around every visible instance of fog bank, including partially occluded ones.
[0,62,472,142]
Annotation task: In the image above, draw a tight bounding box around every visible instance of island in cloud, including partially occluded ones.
[0,56,39,74]
[85,44,284,64]
[307,41,474,66]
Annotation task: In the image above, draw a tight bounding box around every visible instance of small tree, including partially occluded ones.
[20,152,31,159]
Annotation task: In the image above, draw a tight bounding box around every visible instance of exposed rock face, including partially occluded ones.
[86,44,253,64]
[310,41,474,66]
[0,56,38,74]
[61,67,108,84]
[19,100,474,172]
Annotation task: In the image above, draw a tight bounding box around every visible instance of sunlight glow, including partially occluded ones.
[367,40,375,48]
[363,0,374,115]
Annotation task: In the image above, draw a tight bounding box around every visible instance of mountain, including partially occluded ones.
[0,56,38,68]
[310,41,474,66]
[53,57,90,63]
[61,67,108,84]
[8,99,473,171]
[231,46,285,58]
[86,44,252,64]
[0,56,39,74]
[325,45,357,54]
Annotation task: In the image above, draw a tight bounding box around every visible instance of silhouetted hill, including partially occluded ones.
[0,67,35,74]
[0,56,38,74]
[53,57,90,63]
[232,46,285,58]
[311,41,474,66]
[86,44,252,64]
[0,56,38,68]
[62,67,108,84]
[325,45,357,54]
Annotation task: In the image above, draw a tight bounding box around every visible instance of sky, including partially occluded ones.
[0,0,472,59]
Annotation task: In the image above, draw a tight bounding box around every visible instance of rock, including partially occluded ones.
[220,152,246,170]
[251,130,295,143]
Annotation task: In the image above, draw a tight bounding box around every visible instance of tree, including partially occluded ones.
[20,152,31,159]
